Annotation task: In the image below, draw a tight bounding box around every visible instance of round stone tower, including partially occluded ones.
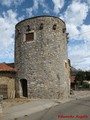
[15,16,70,99]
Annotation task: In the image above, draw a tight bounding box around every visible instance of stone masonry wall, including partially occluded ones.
[0,72,15,98]
[15,16,70,99]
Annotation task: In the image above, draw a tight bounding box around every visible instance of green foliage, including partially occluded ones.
[75,70,90,88]
[71,66,90,89]
[75,71,85,85]
[85,71,90,80]
[83,82,90,88]
[76,71,90,81]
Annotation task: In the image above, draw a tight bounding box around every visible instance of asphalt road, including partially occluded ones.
[18,97,90,120]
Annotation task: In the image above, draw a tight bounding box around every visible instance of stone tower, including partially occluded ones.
[15,16,70,99]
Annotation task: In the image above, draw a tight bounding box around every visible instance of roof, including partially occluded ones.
[71,76,76,83]
[15,15,65,28]
[0,63,16,72]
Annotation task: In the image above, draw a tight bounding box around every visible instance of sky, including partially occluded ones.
[0,0,90,70]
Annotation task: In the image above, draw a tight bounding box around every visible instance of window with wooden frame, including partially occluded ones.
[25,32,34,42]
[0,84,8,98]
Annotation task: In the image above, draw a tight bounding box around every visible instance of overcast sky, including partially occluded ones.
[0,0,90,70]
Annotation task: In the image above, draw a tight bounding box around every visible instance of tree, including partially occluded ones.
[75,71,85,85]
[85,71,90,80]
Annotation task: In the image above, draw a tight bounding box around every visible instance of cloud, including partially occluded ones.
[26,0,39,17]
[60,1,90,41]
[68,24,90,70]
[0,9,22,63]
[26,0,49,17]
[52,0,64,14]
[60,0,90,70]
[60,1,88,38]
[86,0,90,6]
[67,2,88,25]
[80,24,90,42]
[0,0,24,7]
[66,24,80,40]
[26,8,33,17]
[68,42,90,70]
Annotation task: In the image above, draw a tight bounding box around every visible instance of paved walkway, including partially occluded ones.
[70,90,90,99]
[0,90,90,120]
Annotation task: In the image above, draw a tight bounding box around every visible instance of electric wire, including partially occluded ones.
[67,30,90,39]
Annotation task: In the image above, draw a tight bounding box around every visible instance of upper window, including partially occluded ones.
[65,62,68,68]
[53,24,57,30]
[26,32,34,42]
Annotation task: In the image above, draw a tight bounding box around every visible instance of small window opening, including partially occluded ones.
[66,33,69,39]
[53,24,57,30]
[16,29,21,37]
[65,62,68,68]
[66,33,69,43]
[26,25,31,32]
[26,32,34,41]
[39,23,43,30]
[63,28,66,33]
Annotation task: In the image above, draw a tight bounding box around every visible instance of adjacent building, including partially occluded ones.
[0,63,16,99]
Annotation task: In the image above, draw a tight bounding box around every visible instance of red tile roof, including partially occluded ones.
[0,63,16,72]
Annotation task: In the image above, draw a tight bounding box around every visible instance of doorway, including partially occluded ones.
[20,79,28,97]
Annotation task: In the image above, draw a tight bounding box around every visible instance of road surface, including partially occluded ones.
[18,97,90,120]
